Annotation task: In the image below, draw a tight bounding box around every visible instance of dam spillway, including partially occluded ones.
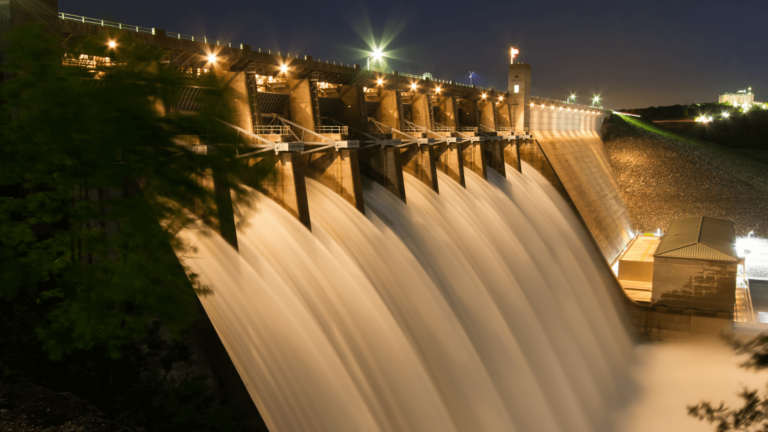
[22,11,742,430]
[177,164,634,432]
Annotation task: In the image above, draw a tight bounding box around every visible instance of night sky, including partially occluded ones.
[59,0,768,110]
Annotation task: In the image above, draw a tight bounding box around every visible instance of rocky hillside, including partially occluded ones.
[603,115,768,238]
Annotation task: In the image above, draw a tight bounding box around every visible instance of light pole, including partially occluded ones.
[367,47,384,71]
[592,95,600,107]
[568,94,576,104]
[469,71,475,85]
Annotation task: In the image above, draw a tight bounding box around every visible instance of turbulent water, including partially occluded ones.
[176,162,635,432]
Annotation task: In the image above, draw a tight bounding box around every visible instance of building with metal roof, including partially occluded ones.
[651,217,740,312]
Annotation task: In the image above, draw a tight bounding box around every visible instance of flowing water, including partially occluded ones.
[175,161,637,432]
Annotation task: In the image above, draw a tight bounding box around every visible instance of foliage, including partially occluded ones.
[618,101,768,151]
[688,107,768,150]
[688,335,768,431]
[0,23,267,429]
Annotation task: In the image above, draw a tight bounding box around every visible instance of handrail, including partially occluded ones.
[402,119,446,140]
[215,119,273,147]
[263,114,336,144]
[434,121,471,139]
[317,125,348,135]
[368,117,418,142]
[254,125,290,135]
[61,11,496,93]
[479,124,495,132]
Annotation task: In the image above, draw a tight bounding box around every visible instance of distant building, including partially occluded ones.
[719,87,755,105]
[651,216,740,313]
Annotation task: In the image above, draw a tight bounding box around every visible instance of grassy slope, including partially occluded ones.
[620,115,768,164]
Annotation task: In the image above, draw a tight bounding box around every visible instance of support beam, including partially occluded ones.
[359,146,406,202]
[411,92,433,129]
[379,88,403,134]
[436,95,459,128]
[247,152,311,229]
[304,149,365,213]
[479,98,497,130]
[288,79,318,133]
[435,142,465,187]
[504,139,521,172]
[461,141,488,180]
[497,98,513,130]
[221,71,255,145]
[401,144,439,192]
[484,140,506,178]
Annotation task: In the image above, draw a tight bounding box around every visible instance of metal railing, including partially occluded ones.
[59,13,155,35]
[317,125,348,135]
[458,126,478,132]
[403,125,424,133]
[433,124,454,132]
[254,125,290,135]
[497,126,513,132]
[60,11,493,93]
[368,119,393,134]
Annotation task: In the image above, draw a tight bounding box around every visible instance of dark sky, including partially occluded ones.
[60,0,767,109]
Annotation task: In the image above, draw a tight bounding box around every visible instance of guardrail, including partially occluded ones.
[433,125,454,132]
[60,11,491,93]
[254,125,290,134]
[317,125,348,134]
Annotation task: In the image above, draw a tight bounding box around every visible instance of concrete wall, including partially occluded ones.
[651,257,738,313]
[529,103,606,132]
[533,130,634,264]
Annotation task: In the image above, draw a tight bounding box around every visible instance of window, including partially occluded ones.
[514,85,520,94]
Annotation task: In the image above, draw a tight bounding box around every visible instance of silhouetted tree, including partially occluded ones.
[688,335,768,431]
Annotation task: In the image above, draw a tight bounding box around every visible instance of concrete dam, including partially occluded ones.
[49,12,739,432]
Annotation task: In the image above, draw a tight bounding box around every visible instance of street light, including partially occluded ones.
[592,95,600,107]
[108,40,117,49]
[207,54,217,64]
[568,94,576,104]
[469,71,475,85]
[367,47,385,71]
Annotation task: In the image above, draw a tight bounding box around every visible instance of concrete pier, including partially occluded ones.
[359,146,406,201]
[247,152,311,229]
[304,149,365,213]
[401,144,439,192]
[435,142,466,187]
[461,141,488,180]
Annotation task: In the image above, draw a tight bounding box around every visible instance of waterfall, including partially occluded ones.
[175,161,634,432]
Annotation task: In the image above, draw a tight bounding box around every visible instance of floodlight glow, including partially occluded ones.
[510,47,519,64]
[377,78,383,85]
[482,93,487,99]
[371,47,384,61]
[207,54,217,63]
[499,95,503,101]
[108,40,117,48]
[280,64,288,73]
[411,83,417,90]
[436,86,442,93]
[722,112,730,118]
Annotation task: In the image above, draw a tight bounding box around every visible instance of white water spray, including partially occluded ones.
[175,161,635,432]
